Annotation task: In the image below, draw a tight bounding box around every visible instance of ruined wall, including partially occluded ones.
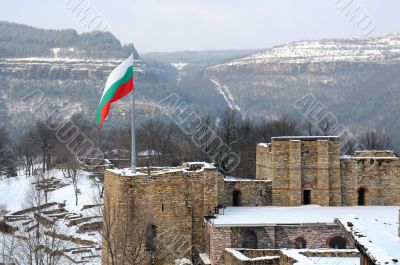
[231,225,353,249]
[272,225,353,249]
[207,224,354,265]
[340,153,400,206]
[257,138,400,207]
[219,178,272,207]
[206,222,235,265]
[102,166,220,265]
[223,249,360,265]
[224,249,281,265]
[256,144,273,181]
[257,140,292,206]
[256,137,341,206]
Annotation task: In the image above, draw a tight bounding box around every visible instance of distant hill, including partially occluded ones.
[3,21,400,149]
[0,21,138,59]
[0,22,233,138]
[206,34,400,147]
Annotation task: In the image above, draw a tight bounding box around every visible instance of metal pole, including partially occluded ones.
[131,60,136,174]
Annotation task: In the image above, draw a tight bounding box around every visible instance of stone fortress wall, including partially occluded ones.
[103,136,400,265]
[256,136,400,206]
[102,163,271,265]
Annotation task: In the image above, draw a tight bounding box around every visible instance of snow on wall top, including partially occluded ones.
[107,162,216,177]
[271,136,340,141]
[212,206,398,227]
[338,213,400,265]
[225,248,280,262]
[258,143,271,148]
[227,248,359,265]
[224,176,271,183]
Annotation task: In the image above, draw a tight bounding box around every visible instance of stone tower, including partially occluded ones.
[256,136,341,206]
[101,163,220,265]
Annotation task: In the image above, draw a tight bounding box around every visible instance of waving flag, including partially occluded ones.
[96,54,134,128]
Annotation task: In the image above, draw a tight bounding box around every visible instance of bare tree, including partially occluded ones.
[0,127,17,177]
[137,119,180,167]
[256,116,300,142]
[0,228,19,265]
[303,120,316,136]
[218,108,240,147]
[29,121,57,173]
[17,131,38,177]
[234,117,257,178]
[0,175,70,265]
[63,160,81,206]
[358,130,392,150]
[317,117,334,136]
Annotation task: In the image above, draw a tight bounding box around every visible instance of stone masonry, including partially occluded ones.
[102,163,271,265]
[102,135,400,265]
[256,137,341,206]
[256,136,400,206]
[224,249,360,265]
[206,224,353,265]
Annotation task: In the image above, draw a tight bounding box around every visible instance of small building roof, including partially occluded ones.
[271,136,340,141]
[212,206,398,227]
[337,213,400,265]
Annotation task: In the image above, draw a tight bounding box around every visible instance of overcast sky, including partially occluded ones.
[1,0,399,53]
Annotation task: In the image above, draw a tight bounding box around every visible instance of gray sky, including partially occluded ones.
[1,0,399,53]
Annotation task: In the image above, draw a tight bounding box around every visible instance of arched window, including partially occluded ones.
[294,237,307,249]
[358,187,366,206]
[328,236,347,249]
[145,224,157,251]
[241,230,257,249]
[233,189,241,206]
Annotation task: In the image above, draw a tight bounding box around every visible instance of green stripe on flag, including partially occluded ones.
[96,66,134,123]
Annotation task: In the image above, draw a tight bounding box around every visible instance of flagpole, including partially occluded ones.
[131,55,136,175]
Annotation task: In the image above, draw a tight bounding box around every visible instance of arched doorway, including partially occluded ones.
[241,230,257,249]
[233,189,241,206]
[358,187,366,206]
[328,236,347,249]
[145,223,157,251]
[294,237,307,249]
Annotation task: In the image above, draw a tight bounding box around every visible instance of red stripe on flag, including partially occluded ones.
[99,78,134,128]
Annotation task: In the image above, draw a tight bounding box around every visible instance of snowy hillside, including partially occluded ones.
[211,33,400,68]
[0,170,102,264]
[206,34,400,148]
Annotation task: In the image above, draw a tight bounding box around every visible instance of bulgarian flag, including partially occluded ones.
[97,54,134,128]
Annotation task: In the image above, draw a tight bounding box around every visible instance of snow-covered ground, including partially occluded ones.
[0,169,98,214]
[339,214,400,265]
[0,169,102,264]
[213,205,399,226]
[308,257,359,265]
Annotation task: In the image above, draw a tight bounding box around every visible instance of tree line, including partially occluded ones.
[0,108,394,179]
